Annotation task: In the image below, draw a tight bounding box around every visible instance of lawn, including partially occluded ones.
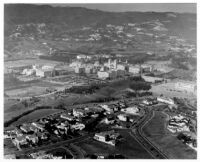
[142,111,197,159]
[4,100,32,122]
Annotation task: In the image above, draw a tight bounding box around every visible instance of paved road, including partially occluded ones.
[131,107,168,159]
[8,134,93,157]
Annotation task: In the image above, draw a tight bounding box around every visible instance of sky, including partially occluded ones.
[51,3,196,13]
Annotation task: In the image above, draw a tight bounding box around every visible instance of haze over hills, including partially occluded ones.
[4,4,196,73]
[5,4,196,40]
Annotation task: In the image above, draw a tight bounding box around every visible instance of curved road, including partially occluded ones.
[131,107,168,159]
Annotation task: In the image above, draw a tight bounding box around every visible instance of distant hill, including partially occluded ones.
[4,4,196,65]
[4,4,196,41]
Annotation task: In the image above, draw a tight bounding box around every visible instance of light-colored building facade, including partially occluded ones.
[157,96,174,105]
[97,71,109,79]
[36,69,55,77]
[142,75,165,83]
[129,66,140,74]
[74,67,85,74]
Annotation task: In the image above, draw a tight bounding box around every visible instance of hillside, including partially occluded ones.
[4,4,196,63]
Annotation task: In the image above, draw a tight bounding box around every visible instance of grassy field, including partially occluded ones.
[12,109,63,126]
[4,100,29,122]
[5,86,47,98]
[46,147,73,159]
[151,83,196,99]
[142,111,197,159]
[5,58,60,68]
[76,129,153,159]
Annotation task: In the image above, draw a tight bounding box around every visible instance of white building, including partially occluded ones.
[13,135,27,149]
[93,131,119,146]
[129,66,140,74]
[31,122,44,132]
[94,61,100,67]
[60,114,74,121]
[69,61,82,68]
[77,55,86,59]
[73,109,85,117]
[142,75,164,83]
[167,115,190,133]
[117,64,127,71]
[42,65,55,70]
[22,69,35,76]
[35,69,55,77]
[141,64,153,72]
[117,114,128,122]
[71,123,85,130]
[121,106,139,114]
[157,96,174,105]
[97,71,109,79]
[100,105,113,113]
[104,59,117,69]
[32,64,42,70]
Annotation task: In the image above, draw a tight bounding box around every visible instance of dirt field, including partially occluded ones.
[142,111,197,159]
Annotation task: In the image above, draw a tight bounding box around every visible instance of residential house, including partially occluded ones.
[73,109,85,117]
[94,130,120,146]
[121,106,139,114]
[71,123,85,130]
[117,114,128,122]
[60,114,75,121]
[20,124,32,133]
[157,96,174,105]
[26,135,39,144]
[31,122,45,132]
[13,135,28,149]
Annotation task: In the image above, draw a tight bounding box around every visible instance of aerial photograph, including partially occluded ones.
[4,3,197,159]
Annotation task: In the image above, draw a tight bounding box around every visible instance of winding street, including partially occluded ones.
[130,107,168,159]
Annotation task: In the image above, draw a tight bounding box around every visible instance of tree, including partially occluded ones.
[129,82,143,97]
[142,82,152,92]
[99,86,116,100]
[129,81,151,97]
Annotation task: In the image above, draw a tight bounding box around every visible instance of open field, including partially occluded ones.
[5,86,47,98]
[4,93,86,123]
[5,58,61,68]
[11,109,63,126]
[4,73,64,92]
[76,129,153,159]
[4,100,29,122]
[151,83,196,99]
[142,111,196,159]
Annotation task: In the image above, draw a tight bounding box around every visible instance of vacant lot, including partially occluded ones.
[143,111,196,159]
